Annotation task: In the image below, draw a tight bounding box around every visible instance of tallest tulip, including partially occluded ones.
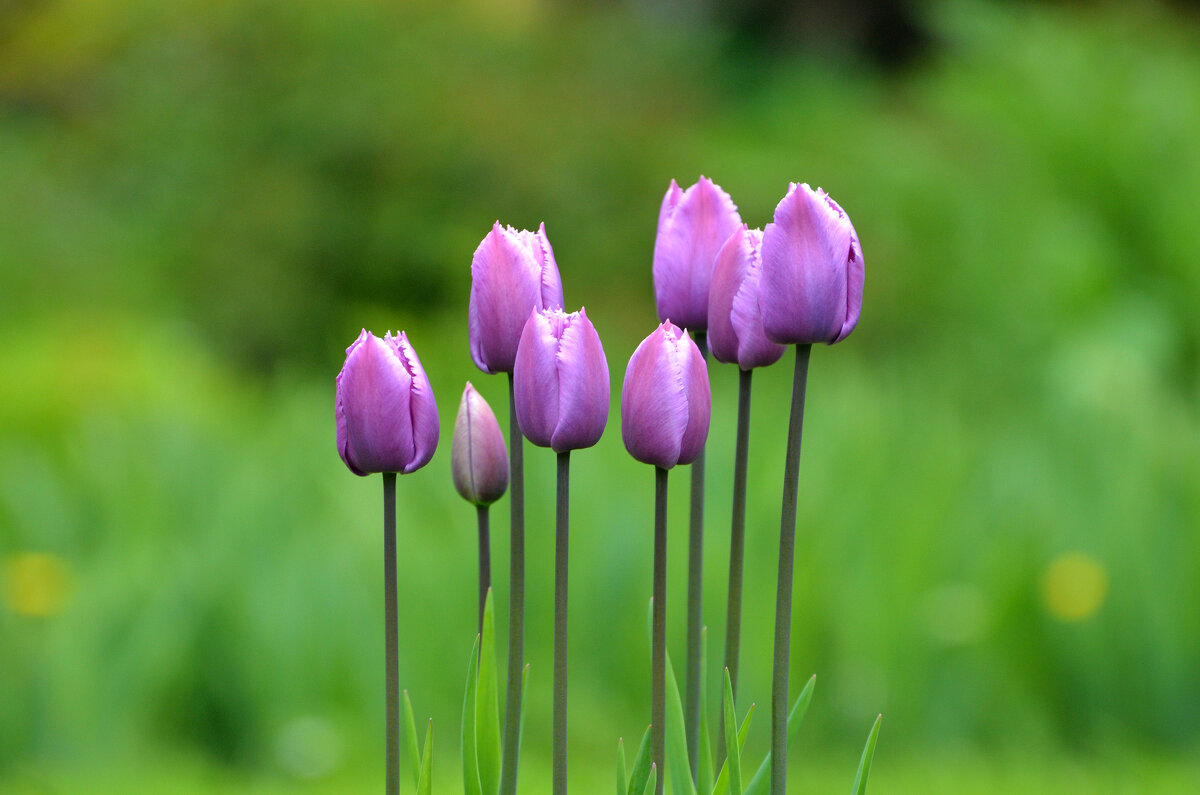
[652,177,743,331]
[653,175,740,784]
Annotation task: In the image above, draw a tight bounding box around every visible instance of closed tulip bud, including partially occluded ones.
[760,183,864,345]
[653,177,743,331]
[707,225,786,370]
[621,321,711,469]
[469,221,565,374]
[450,383,509,505]
[336,330,439,476]
[513,307,609,453]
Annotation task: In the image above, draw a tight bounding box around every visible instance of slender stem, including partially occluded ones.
[685,332,707,785]
[499,374,526,795]
[553,451,571,795]
[477,504,491,635]
[383,472,400,795]
[651,466,669,795]
[770,345,811,795]
[717,367,753,766]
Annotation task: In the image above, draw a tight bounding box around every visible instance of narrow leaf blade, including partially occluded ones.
[416,718,433,795]
[851,715,882,795]
[618,738,628,795]
[642,763,658,795]
[722,670,742,795]
[713,703,755,795]
[476,590,501,795]
[461,636,482,795]
[744,674,816,795]
[626,725,653,795]
[404,690,421,789]
[664,648,698,795]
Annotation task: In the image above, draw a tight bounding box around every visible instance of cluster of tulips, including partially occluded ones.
[335,178,876,795]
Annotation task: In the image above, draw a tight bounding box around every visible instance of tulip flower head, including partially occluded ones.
[707,225,786,370]
[336,329,439,476]
[469,222,565,374]
[513,307,610,453]
[760,183,864,345]
[621,321,711,469]
[653,177,743,332]
[452,383,510,505]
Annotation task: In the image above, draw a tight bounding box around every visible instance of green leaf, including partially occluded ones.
[744,674,816,795]
[476,590,501,795]
[626,725,653,795]
[404,690,422,790]
[697,628,713,795]
[642,763,658,795]
[664,648,698,795]
[416,718,433,795]
[722,670,742,795]
[851,715,882,795]
[617,738,628,795]
[713,703,756,795]
[461,636,482,795]
[518,663,530,751]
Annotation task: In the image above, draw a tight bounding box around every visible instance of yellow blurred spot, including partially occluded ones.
[1042,552,1108,622]
[2,552,72,618]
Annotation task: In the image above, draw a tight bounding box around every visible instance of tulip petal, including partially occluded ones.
[550,308,609,452]
[390,332,439,474]
[675,329,711,466]
[336,329,370,476]
[513,309,562,449]
[621,323,690,468]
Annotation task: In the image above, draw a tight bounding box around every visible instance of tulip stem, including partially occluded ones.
[685,332,707,785]
[770,344,811,795]
[553,451,571,795]
[477,504,490,635]
[500,374,526,795]
[652,465,668,795]
[717,367,753,767]
[383,472,400,795]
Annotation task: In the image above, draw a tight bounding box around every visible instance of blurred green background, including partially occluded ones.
[2,0,1199,791]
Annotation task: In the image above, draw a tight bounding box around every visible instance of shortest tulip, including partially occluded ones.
[707,225,786,370]
[621,321,711,469]
[336,329,439,476]
[513,307,609,453]
[451,383,509,505]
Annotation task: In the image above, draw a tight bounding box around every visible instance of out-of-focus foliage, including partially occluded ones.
[2,0,1200,790]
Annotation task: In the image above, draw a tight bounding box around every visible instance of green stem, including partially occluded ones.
[717,367,753,766]
[477,504,490,636]
[652,466,669,795]
[383,472,400,795]
[685,332,707,785]
[499,374,526,795]
[553,451,571,795]
[770,344,811,795]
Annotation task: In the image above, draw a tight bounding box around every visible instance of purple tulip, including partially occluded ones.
[452,382,510,505]
[707,225,786,370]
[760,183,864,345]
[621,321,711,469]
[469,222,565,374]
[336,329,439,476]
[513,307,610,453]
[653,177,743,332]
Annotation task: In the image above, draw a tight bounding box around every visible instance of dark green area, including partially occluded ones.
[2,0,1199,790]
